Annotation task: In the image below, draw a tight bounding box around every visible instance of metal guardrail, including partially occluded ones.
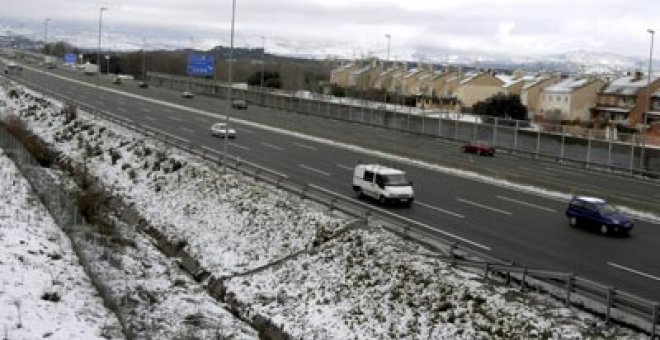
[2,74,659,338]
[147,71,660,179]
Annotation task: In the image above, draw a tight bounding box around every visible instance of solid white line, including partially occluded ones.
[337,164,354,171]
[145,116,156,121]
[229,142,250,151]
[416,201,465,219]
[607,262,660,282]
[201,145,217,154]
[169,116,182,121]
[456,198,512,216]
[298,164,331,177]
[309,184,491,251]
[293,142,317,151]
[181,127,195,134]
[496,195,557,213]
[261,142,284,151]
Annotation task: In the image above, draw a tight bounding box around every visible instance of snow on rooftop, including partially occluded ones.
[603,76,659,95]
[543,78,590,93]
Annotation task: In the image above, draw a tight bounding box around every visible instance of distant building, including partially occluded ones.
[539,77,606,121]
[521,74,562,119]
[454,72,505,109]
[329,62,358,88]
[590,72,660,126]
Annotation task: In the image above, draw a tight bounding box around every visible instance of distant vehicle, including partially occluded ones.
[44,56,56,69]
[461,140,495,156]
[210,122,236,138]
[231,99,248,110]
[137,81,149,89]
[112,76,122,84]
[353,164,414,206]
[181,91,195,99]
[83,63,99,75]
[565,196,633,235]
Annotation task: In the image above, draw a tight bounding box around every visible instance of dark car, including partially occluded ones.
[565,196,633,235]
[181,91,195,99]
[138,81,149,89]
[112,77,122,85]
[231,99,248,110]
[461,140,495,156]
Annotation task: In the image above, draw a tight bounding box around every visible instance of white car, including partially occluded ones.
[352,164,414,206]
[210,122,236,138]
[181,91,195,99]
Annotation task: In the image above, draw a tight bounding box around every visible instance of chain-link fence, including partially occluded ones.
[149,72,660,178]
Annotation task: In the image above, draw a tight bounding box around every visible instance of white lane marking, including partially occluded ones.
[145,116,156,121]
[201,145,287,178]
[181,127,195,134]
[169,116,182,121]
[24,64,660,223]
[416,201,465,219]
[293,142,317,151]
[298,164,331,177]
[146,126,190,144]
[229,142,250,151]
[310,184,491,251]
[238,127,254,134]
[261,142,284,151]
[456,197,512,216]
[337,164,354,171]
[608,262,660,282]
[496,195,557,213]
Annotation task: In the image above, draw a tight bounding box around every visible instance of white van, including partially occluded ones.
[352,164,414,206]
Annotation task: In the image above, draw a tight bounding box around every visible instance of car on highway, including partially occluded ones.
[137,81,149,89]
[565,196,633,235]
[353,164,414,206]
[231,99,248,110]
[181,91,195,99]
[210,122,236,138]
[461,140,495,156]
[112,76,122,85]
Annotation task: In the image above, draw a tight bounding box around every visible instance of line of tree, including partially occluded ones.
[472,93,528,120]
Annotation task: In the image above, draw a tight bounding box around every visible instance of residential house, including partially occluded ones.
[521,74,562,119]
[538,77,606,121]
[329,62,358,88]
[454,72,505,109]
[348,60,382,90]
[590,72,660,126]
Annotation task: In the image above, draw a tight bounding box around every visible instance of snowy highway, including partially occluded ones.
[5,62,660,303]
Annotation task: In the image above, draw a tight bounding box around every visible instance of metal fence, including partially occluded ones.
[149,72,660,178]
[3,75,658,338]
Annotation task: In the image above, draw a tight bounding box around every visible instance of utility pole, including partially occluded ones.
[97,7,108,80]
[223,0,237,174]
[640,29,655,171]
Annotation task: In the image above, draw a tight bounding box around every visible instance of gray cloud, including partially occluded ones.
[1,0,657,59]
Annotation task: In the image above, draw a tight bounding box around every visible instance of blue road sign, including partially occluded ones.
[187,54,214,76]
[64,53,76,65]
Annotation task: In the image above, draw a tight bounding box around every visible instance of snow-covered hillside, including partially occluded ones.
[0,82,645,339]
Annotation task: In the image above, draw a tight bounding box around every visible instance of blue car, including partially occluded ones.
[565,196,633,235]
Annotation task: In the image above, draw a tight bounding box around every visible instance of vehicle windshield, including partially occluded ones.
[382,174,409,186]
[597,203,618,215]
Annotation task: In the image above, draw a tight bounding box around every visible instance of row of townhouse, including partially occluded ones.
[330,60,660,128]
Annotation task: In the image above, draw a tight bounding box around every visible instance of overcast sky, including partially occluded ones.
[1,0,658,60]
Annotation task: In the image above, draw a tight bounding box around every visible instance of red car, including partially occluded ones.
[461,141,495,156]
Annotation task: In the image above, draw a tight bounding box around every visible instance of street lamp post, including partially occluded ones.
[97,7,108,80]
[384,34,391,105]
[640,29,655,171]
[44,18,51,54]
[105,55,110,75]
[223,0,236,174]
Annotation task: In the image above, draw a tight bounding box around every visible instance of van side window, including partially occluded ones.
[364,171,374,182]
[375,174,384,187]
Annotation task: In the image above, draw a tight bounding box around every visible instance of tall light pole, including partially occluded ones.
[223,0,236,174]
[640,29,655,170]
[384,34,391,105]
[260,36,266,92]
[97,7,108,79]
[44,18,51,54]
